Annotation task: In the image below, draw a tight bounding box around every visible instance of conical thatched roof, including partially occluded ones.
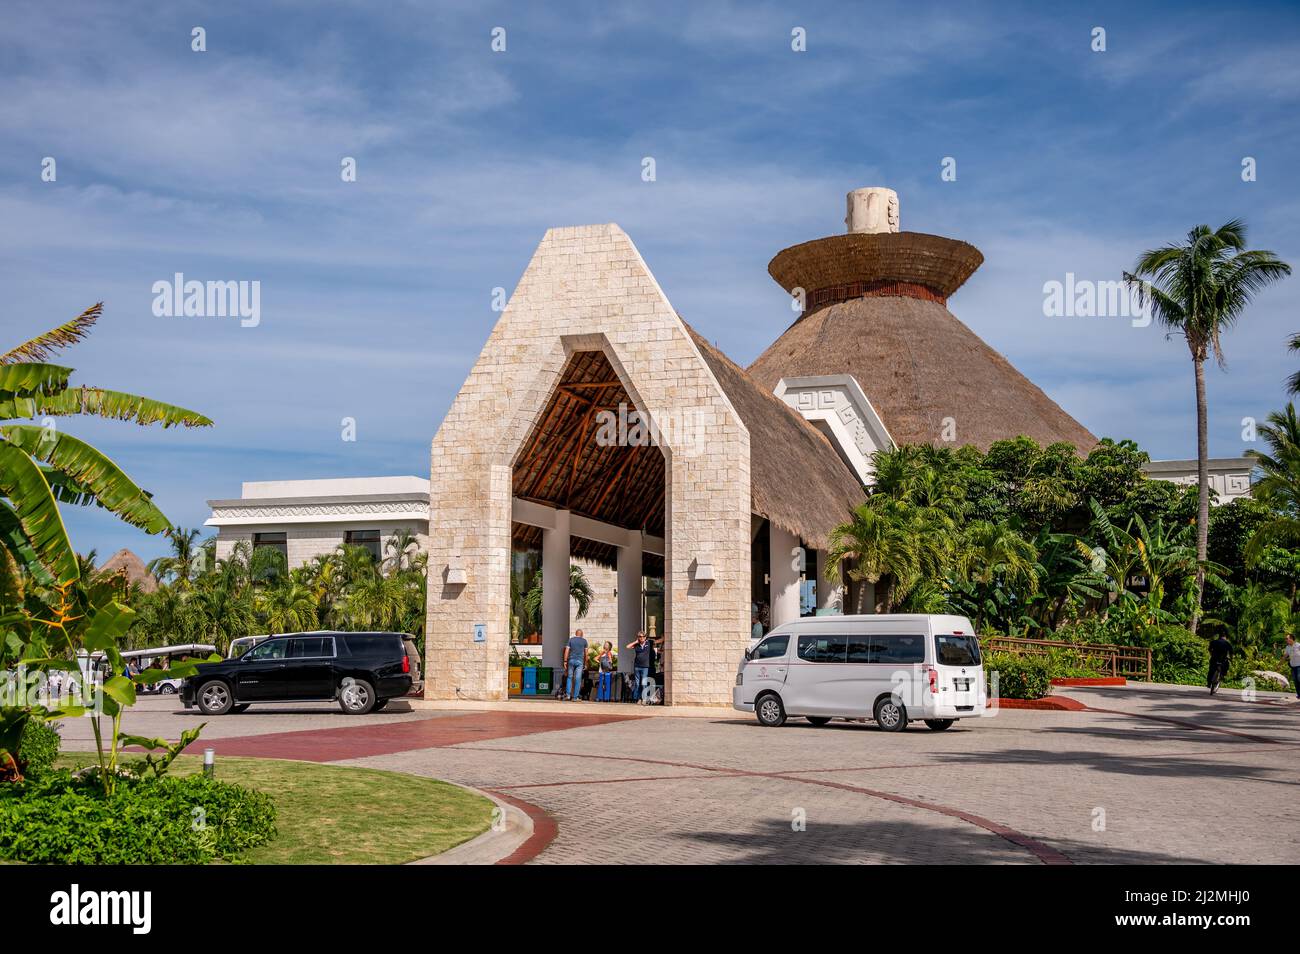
[97,548,157,593]
[748,295,1097,453]
[685,322,866,548]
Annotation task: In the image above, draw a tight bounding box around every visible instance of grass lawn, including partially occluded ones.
[57,754,494,864]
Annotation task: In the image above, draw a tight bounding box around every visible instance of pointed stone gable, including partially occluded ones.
[426,224,752,705]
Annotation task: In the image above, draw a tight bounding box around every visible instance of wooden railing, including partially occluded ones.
[981,636,1152,681]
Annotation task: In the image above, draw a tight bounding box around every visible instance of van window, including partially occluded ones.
[797,635,847,663]
[846,636,871,663]
[868,636,924,665]
[752,635,789,660]
[935,634,981,666]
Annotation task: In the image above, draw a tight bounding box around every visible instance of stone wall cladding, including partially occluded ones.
[427,224,751,705]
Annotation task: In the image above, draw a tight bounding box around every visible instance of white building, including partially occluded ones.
[205,476,429,568]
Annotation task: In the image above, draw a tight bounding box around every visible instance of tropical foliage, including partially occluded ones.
[124,531,429,656]
[0,305,213,785]
[826,435,1298,686]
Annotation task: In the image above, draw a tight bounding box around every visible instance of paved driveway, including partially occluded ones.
[63,686,1300,864]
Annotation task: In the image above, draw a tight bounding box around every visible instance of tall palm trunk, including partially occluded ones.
[1191,355,1209,634]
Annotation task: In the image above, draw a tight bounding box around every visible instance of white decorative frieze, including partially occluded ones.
[775,374,893,485]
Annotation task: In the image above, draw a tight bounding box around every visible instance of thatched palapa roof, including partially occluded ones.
[748,294,1098,453]
[685,322,866,549]
[97,548,157,593]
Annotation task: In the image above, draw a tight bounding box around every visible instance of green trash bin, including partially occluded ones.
[536,667,553,696]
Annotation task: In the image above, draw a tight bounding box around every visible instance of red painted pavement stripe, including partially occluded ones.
[463,744,1072,864]
[770,773,1073,865]
[206,710,642,762]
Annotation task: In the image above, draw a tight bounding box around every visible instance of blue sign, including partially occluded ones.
[473,623,486,643]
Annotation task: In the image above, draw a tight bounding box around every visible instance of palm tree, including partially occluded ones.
[259,582,318,634]
[383,529,421,576]
[957,520,1038,631]
[0,304,212,585]
[1125,223,1290,632]
[1245,403,1300,560]
[147,527,203,587]
[520,564,594,634]
[1286,334,1300,395]
[825,498,950,612]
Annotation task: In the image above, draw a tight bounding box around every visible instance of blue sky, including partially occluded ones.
[3,0,1298,563]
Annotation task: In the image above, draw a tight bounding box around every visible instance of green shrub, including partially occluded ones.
[1147,625,1210,682]
[18,718,61,777]
[0,770,276,864]
[985,652,1052,700]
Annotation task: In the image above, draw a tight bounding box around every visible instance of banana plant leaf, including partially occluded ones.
[2,425,169,533]
[0,303,102,365]
[0,362,73,398]
[0,443,77,583]
[0,386,212,428]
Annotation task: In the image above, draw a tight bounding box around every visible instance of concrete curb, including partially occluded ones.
[408,785,534,865]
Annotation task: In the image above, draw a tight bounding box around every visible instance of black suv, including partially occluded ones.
[181,631,423,715]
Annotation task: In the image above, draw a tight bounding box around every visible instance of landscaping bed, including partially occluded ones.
[6,754,496,865]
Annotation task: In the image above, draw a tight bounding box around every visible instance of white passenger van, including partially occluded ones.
[733,614,985,731]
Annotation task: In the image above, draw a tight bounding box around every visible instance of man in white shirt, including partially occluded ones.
[1283,634,1300,701]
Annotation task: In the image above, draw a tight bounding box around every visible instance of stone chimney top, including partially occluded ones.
[845,187,899,235]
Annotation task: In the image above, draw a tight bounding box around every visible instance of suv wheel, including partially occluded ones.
[197,680,233,715]
[874,697,908,732]
[160,684,177,695]
[339,678,376,715]
[756,693,786,727]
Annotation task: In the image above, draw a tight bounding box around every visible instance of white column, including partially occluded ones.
[617,534,643,674]
[769,523,801,628]
[542,509,571,672]
[816,549,843,615]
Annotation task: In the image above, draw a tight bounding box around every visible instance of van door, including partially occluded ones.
[933,630,984,714]
[865,630,927,712]
[742,634,791,705]
[783,633,848,716]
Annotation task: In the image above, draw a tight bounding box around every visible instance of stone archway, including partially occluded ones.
[424,224,750,705]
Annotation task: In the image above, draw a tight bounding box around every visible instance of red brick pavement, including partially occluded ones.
[205,710,642,761]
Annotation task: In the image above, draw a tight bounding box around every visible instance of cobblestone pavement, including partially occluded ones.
[67,687,1300,864]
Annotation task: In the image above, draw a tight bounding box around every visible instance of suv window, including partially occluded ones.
[342,633,399,655]
[752,635,789,660]
[796,634,847,663]
[244,640,288,661]
[289,637,334,659]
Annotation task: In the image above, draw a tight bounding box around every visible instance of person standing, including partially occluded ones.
[1283,634,1300,701]
[1207,633,1232,695]
[596,641,615,702]
[751,610,763,641]
[563,628,588,702]
[625,630,652,705]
